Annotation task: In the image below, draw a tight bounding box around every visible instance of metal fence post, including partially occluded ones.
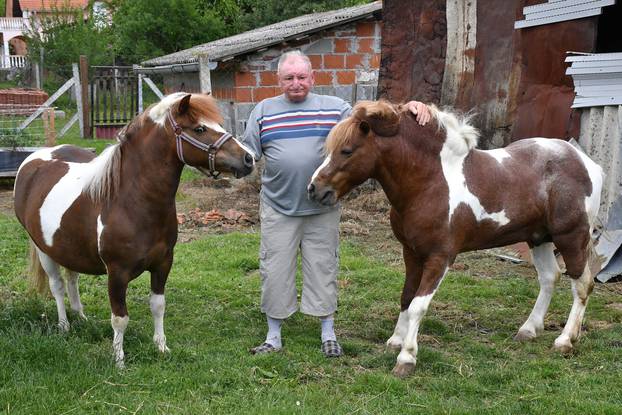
[72,63,84,138]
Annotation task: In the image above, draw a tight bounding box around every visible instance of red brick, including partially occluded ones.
[314,71,333,86]
[356,21,375,36]
[346,54,364,69]
[235,88,253,102]
[260,71,279,86]
[254,87,279,102]
[323,54,345,69]
[370,54,380,69]
[336,71,356,85]
[308,54,322,69]
[334,38,351,53]
[357,38,375,53]
[234,71,256,87]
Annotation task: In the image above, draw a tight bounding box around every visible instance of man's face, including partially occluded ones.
[278,57,314,102]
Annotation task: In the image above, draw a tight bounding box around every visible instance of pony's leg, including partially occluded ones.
[108,271,130,368]
[387,245,423,350]
[150,259,172,354]
[551,232,594,353]
[36,248,69,331]
[393,254,448,378]
[65,270,87,320]
[515,243,560,341]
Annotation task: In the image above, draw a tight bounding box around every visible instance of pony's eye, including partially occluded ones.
[194,126,207,134]
[340,148,353,156]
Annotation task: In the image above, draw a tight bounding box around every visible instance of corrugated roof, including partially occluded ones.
[142,1,381,67]
[19,0,89,11]
[565,52,622,108]
[514,0,615,29]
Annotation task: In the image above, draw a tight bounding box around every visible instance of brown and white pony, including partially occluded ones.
[13,92,254,367]
[308,100,603,377]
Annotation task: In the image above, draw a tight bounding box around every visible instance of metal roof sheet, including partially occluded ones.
[142,1,381,67]
[566,52,622,108]
[514,0,615,29]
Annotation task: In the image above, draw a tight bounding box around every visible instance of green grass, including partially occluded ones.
[1,209,622,414]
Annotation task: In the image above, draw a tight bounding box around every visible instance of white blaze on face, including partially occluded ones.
[440,143,510,226]
[310,154,332,186]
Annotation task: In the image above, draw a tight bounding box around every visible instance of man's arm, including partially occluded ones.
[404,101,431,126]
[240,104,264,161]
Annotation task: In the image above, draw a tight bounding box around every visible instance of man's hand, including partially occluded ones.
[405,101,431,126]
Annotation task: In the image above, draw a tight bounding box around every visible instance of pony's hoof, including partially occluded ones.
[115,359,126,369]
[392,362,416,378]
[514,329,537,342]
[552,338,574,355]
[386,335,403,351]
[154,336,170,353]
[58,320,70,332]
[78,312,88,320]
[158,344,171,354]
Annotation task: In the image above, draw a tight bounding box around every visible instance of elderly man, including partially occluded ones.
[242,50,430,357]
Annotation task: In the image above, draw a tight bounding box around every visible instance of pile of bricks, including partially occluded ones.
[0,88,49,106]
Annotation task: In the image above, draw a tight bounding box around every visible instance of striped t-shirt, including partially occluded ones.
[242,93,351,216]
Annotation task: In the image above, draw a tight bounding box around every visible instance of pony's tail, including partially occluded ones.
[28,239,50,296]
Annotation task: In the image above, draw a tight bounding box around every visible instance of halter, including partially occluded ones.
[166,110,233,178]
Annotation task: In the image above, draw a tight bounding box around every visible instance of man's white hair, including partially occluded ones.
[277,50,312,75]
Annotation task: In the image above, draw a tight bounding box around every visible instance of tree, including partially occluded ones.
[112,0,228,64]
[26,5,115,79]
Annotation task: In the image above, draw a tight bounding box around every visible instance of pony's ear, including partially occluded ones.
[177,94,192,115]
[354,100,400,136]
[359,120,370,135]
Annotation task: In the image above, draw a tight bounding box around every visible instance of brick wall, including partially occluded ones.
[213,19,381,104]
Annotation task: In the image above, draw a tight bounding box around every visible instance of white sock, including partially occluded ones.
[321,315,337,342]
[265,316,283,349]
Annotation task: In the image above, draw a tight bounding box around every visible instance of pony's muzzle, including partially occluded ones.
[308,182,337,206]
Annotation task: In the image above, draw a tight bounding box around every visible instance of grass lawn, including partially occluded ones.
[1,202,621,414]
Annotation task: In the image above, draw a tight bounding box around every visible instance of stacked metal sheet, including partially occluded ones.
[514,0,615,29]
[566,52,622,108]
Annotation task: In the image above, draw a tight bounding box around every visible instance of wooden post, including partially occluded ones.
[198,54,212,94]
[44,108,56,146]
[79,55,91,138]
[72,63,84,138]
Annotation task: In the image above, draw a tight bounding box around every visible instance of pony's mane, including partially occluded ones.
[326,101,479,158]
[83,142,122,204]
[325,100,399,154]
[325,117,359,155]
[429,105,479,155]
[148,92,223,126]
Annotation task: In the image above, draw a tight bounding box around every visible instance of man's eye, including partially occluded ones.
[194,126,206,133]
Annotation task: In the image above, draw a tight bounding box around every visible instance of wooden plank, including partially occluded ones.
[524,0,598,14]
[566,52,622,62]
[18,77,75,130]
[525,0,613,19]
[59,113,79,137]
[138,74,144,113]
[515,7,601,28]
[144,77,164,99]
[72,63,84,138]
[79,55,91,138]
[566,65,622,75]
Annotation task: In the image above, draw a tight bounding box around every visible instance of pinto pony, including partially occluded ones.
[308,100,603,377]
[14,93,254,367]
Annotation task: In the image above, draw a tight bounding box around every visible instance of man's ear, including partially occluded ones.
[177,94,191,115]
